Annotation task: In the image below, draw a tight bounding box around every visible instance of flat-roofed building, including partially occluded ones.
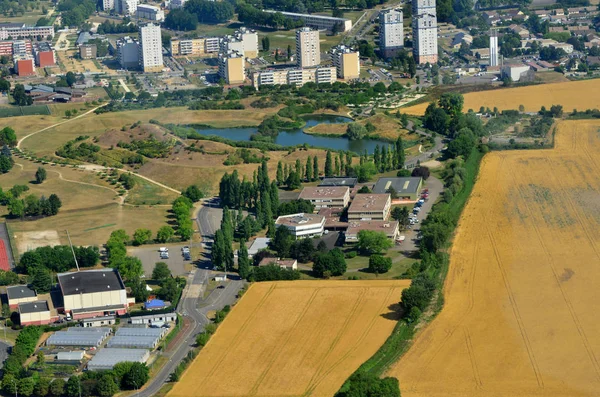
[347,194,391,221]
[331,45,360,80]
[136,4,164,21]
[79,44,97,59]
[221,27,258,58]
[116,0,138,15]
[345,220,400,242]
[218,52,245,84]
[372,177,423,201]
[299,186,350,211]
[251,66,336,89]
[258,258,298,270]
[117,36,139,69]
[18,300,54,326]
[263,10,352,32]
[7,285,37,309]
[275,213,325,238]
[33,42,55,67]
[171,38,209,56]
[58,268,128,319]
[296,27,320,68]
[0,24,54,41]
[139,23,163,73]
[14,54,35,76]
[379,8,404,58]
[82,315,116,327]
[247,237,271,258]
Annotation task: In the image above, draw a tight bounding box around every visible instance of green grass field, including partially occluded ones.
[125,175,180,206]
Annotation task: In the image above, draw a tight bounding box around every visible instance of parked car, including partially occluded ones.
[159,247,168,253]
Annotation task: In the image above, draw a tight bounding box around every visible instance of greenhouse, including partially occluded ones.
[87,348,150,370]
[46,327,112,347]
[115,327,166,338]
[107,335,161,349]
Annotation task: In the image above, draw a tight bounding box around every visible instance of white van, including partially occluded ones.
[159,247,168,252]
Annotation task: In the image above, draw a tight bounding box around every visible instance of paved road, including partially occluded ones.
[138,200,242,397]
[405,121,445,168]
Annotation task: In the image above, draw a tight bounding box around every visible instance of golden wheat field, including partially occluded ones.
[388,119,600,396]
[402,79,600,115]
[168,280,410,397]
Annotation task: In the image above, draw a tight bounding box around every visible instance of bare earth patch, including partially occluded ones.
[15,230,61,252]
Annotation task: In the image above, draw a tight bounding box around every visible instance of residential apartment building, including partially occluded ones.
[412,0,438,64]
[14,54,35,76]
[250,66,336,89]
[331,45,360,80]
[347,194,391,221]
[298,186,350,211]
[0,40,31,55]
[170,37,219,56]
[79,44,97,59]
[221,27,258,58]
[116,36,140,69]
[379,8,404,58]
[263,10,352,32]
[102,0,114,11]
[33,42,55,67]
[136,4,165,21]
[139,24,163,73]
[218,52,245,84]
[275,213,326,238]
[296,27,320,68]
[116,0,138,15]
[0,23,54,40]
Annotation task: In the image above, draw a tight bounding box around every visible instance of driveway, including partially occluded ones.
[395,175,444,255]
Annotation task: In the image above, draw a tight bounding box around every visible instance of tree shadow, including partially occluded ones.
[380,302,403,320]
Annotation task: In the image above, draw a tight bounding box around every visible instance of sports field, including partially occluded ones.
[388,119,600,396]
[402,79,600,115]
[168,280,410,397]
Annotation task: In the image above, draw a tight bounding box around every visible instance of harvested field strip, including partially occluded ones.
[168,280,410,397]
[402,79,600,115]
[387,120,600,396]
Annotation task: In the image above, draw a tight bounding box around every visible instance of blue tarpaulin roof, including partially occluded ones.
[144,299,165,309]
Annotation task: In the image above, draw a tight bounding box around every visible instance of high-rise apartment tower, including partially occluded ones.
[412,0,438,64]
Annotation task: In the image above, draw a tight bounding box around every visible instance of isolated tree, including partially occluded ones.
[132,228,152,246]
[313,248,346,278]
[65,110,72,119]
[369,254,392,274]
[346,123,367,140]
[156,226,174,243]
[182,185,203,202]
[0,127,17,147]
[35,167,47,184]
[152,262,171,281]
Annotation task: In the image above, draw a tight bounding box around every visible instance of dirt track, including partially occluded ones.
[388,120,600,396]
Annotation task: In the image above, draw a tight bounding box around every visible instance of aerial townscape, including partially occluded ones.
[0,0,599,395]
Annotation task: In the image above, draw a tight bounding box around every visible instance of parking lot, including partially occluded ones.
[128,244,191,277]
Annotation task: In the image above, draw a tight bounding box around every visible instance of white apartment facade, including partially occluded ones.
[489,31,499,66]
[0,25,54,40]
[103,0,114,11]
[221,27,258,58]
[116,0,138,15]
[262,10,352,32]
[251,66,336,89]
[138,24,163,73]
[379,8,404,58]
[412,0,438,64]
[296,27,320,68]
[275,213,326,238]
